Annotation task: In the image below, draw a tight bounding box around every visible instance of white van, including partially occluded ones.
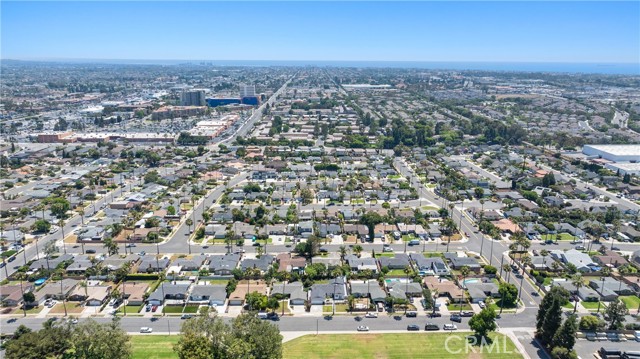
[256,312,268,319]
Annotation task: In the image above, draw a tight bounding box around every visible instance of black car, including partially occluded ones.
[427,312,442,318]
[424,323,440,331]
[85,249,96,254]
[407,324,420,331]
[450,315,462,323]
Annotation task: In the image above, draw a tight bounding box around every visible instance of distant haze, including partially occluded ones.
[2,1,639,71]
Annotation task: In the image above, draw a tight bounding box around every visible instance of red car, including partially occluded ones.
[151,305,158,312]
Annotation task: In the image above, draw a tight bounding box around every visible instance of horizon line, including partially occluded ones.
[2,58,639,65]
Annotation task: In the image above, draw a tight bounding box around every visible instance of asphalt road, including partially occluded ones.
[1,309,539,334]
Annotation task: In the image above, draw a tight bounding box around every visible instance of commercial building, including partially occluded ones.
[240,84,256,98]
[582,145,640,162]
[181,90,206,106]
[37,132,76,143]
[206,98,241,107]
[151,106,207,121]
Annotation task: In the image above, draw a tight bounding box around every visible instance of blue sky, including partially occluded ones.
[2,1,639,63]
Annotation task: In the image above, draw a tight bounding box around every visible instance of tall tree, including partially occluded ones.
[71,318,132,359]
[539,297,562,345]
[604,298,629,330]
[552,315,577,352]
[469,307,497,339]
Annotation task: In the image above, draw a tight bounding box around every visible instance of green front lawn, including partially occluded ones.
[401,235,417,242]
[375,253,395,258]
[322,304,349,313]
[130,335,179,359]
[581,301,606,311]
[422,252,445,259]
[619,295,640,310]
[488,299,518,312]
[556,233,577,241]
[447,303,472,311]
[162,306,185,314]
[284,333,522,359]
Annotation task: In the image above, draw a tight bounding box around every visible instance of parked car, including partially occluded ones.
[181,314,193,319]
[575,245,586,250]
[443,324,458,331]
[460,311,474,317]
[450,315,462,323]
[85,249,96,254]
[478,301,486,309]
[424,323,440,331]
[407,324,420,331]
[405,311,417,318]
[356,325,369,332]
[365,312,378,318]
[151,305,158,312]
[382,247,394,253]
[427,312,442,318]
[145,304,152,312]
[140,327,153,333]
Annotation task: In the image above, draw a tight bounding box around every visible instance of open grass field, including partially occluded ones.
[130,335,179,359]
[283,333,523,359]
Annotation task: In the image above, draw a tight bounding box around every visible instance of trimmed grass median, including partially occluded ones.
[130,335,179,359]
[283,333,523,359]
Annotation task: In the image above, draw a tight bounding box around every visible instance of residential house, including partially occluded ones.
[188,285,227,306]
[271,282,307,306]
[122,282,149,306]
[593,251,629,268]
[137,256,170,273]
[378,253,411,270]
[551,249,598,272]
[345,255,378,273]
[465,280,500,303]
[240,255,274,274]
[444,253,482,272]
[349,281,387,303]
[228,280,268,306]
[1,284,34,307]
[34,279,79,304]
[68,285,112,306]
[309,277,347,305]
[208,254,240,275]
[276,253,306,273]
[147,283,191,306]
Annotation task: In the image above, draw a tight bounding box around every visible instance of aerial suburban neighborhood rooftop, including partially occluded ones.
[1,62,639,359]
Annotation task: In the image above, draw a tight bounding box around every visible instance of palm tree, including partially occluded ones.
[597,267,611,314]
[338,245,348,265]
[281,272,290,316]
[540,249,549,269]
[353,245,363,258]
[57,268,68,317]
[16,272,27,317]
[489,228,500,266]
[571,274,583,314]
[58,219,67,254]
[502,263,512,283]
[518,256,532,305]
[459,266,470,314]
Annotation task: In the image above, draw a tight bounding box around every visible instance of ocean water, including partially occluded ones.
[4,59,639,75]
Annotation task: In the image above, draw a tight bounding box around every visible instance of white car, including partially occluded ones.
[140,327,153,333]
[443,324,458,331]
[365,312,378,318]
[356,325,370,332]
[478,301,486,309]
